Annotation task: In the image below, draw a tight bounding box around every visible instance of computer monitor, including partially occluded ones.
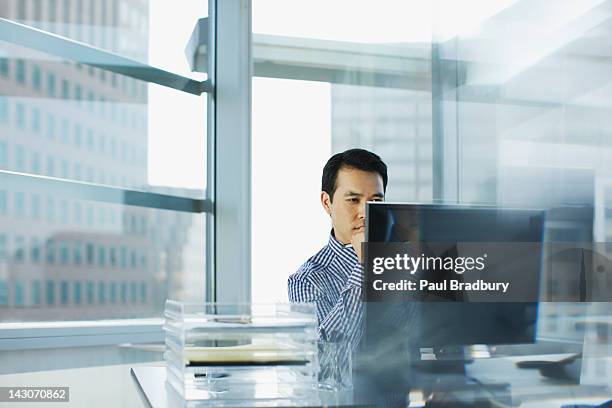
[353,203,546,405]
[363,203,546,349]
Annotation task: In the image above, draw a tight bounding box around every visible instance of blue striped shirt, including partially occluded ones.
[287,232,364,351]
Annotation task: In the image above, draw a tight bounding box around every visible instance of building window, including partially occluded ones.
[86,242,94,265]
[45,156,55,177]
[45,196,55,223]
[47,73,56,97]
[0,234,6,261]
[0,281,7,305]
[61,118,70,144]
[0,191,6,216]
[0,97,8,122]
[46,280,55,305]
[31,280,41,306]
[60,200,68,224]
[121,282,127,303]
[61,79,70,99]
[32,65,41,90]
[86,281,94,304]
[45,239,55,264]
[75,85,82,105]
[14,281,24,306]
[0,58,8,77]
[73,242,82,265]
[60,281,69,305]
[110,282,117,304]
[98,282,105,304]
[49,0,57,21]
[74,282,82,305]
[15,145,25,172]
[109,247,117,267]
[14,236,24,263]
[14,192,25,218]
[130,282,137,303]
[16,59,26,84]
[98,245,105,267]
[59,241,69,265]
[120,246,127,268]
[140,282,146,303]
[73,201,81,224]
[60,159,69,179]
[0,142,7,167]
[31,238,41,263]
[30,193,40,220]
[16,103,25,130]
[46,113,55,139]
[32,108,41,134]
[74,124,82,147]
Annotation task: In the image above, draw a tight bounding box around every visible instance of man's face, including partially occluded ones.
[321,166,384,244]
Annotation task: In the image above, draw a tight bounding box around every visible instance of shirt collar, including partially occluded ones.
[327,230,358,264]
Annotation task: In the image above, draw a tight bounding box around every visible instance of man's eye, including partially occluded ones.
[348,198,359,203]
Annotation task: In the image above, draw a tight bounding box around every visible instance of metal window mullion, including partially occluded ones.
[0,170,210,213]
[210,0,252,304]
[0,17,208,96]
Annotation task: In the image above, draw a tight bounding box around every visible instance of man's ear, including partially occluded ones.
[320,191,332,216]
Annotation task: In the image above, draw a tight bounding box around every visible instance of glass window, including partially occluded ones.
[110,282,117,304]
[46,113,55,139]
[73,281,82,305]
[0,142,7,167]
[59,241,69,264]
[0,281,7,305]
[32,65,41,90]
[14,281,24,306]
[0,234,6,260]
[0,97,8,122]
[85,242,94,265]
[31,280,41,306]
[140,282,146,303]
[86,281,94,304]
[0,191,6,216]
[98,245,105,267]
[31,237,41,263]
[0,58,8,76]
[16,59,26,84]
[0,0,209,325]
[15,103,25,130]
[74,242,82,265]
[14,192,25,218]
[47,73,56,97]
[31,108,41,134]
[61,79,69,99]
[45,280,55,305]
[45,156,55,177]
[60,281,69,305]
[14,236,24,263]
[30,193,40,220]
[98,282,105,304]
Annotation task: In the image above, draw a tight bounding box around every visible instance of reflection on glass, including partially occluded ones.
[0,197,205,321]
[0,1,209,322]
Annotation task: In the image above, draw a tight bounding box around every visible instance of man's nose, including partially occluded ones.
[357,202,366,219]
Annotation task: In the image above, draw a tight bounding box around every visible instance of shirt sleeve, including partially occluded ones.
[317,263,364,351]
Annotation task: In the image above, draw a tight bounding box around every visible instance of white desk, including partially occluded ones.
[0,353,610,407]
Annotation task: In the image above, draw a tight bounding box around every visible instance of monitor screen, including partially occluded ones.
[363,203,545,349]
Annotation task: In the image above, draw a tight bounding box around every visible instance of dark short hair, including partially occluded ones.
[322,148,388,201]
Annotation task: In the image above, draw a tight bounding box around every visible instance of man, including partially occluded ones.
[287,148,387,351]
